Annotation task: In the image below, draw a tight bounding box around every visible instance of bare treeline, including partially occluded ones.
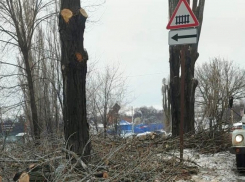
[0,0,116,141]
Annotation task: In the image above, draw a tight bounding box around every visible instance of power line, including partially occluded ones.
[127,73,163,78]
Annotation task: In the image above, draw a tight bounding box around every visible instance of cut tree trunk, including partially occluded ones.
[59,2,91,162]
[184,47,198,133]
[169,46,181,136]
[162,84,171,133]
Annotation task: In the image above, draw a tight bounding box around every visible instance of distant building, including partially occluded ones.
[0,120,25,135]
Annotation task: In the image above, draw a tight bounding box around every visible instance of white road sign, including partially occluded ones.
[168,28,198,46]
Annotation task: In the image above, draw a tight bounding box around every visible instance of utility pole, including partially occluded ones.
[231,110,234,124]
[132,107,134,133]
[229,96,234,124]
[0,107,2,132]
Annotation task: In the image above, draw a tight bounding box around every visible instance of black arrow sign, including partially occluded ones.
[172,33,197,41]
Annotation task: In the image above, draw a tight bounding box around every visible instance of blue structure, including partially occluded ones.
[119,120,132,134]
[107,120,164,135]
[134,123,164,133]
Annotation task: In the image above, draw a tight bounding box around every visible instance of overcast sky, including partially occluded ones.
[84,0,245,109]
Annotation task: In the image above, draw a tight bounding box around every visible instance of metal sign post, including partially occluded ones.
[180,46,186,162]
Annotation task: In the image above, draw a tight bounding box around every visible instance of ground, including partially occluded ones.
[178,149,245,182]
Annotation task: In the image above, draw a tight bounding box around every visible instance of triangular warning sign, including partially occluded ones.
[166,0,199,30]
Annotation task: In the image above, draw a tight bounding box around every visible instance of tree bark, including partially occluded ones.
[59,1,90,161]
[183,48,199,133]
[103,104,107,138]
[162,82,171,133]
[184,0,205,133]
[168,0,181,137]
[22,50,41,140]
[169,46,181,136]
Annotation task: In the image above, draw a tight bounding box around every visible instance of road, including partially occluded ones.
[177,150,245,182]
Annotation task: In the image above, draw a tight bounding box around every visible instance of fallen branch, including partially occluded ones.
[0,159,40,163]
[61,148,91,174]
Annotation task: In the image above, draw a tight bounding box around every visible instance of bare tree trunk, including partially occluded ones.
[169,46,181,136]
[22,51,41,140]
[18,59,34,136]
[162,81,171,133]
[168,0,180,18]
[59,1,91,161]
[168,0,181,137]
[103,104,107,138]
[184,0,205,133]
[183,48,198,133]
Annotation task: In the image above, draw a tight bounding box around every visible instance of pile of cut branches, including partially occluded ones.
[0,128,231,181]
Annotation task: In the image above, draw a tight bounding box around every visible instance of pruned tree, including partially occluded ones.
[162,78,171,133]
[59,0,91,161]
[168,0,205,136]
[195,58,245,131]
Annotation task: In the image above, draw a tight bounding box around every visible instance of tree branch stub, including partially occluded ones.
[62,65,65,71]
[75,52,83,62]
[61,9,73,23]
[80,8,88,18]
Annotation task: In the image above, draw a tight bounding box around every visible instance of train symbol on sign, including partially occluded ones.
[175,15,190,25]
